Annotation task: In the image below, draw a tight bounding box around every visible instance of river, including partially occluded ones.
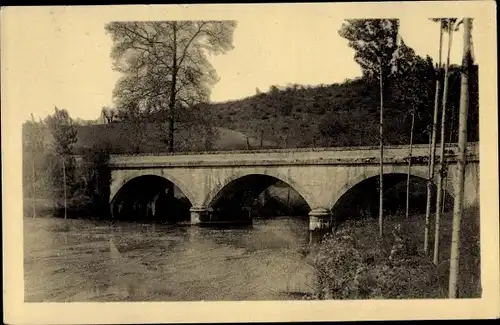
[24,215,318,302]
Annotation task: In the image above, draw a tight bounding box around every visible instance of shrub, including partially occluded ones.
[310,215,479,299]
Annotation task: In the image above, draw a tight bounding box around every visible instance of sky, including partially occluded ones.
[1,4,492,123]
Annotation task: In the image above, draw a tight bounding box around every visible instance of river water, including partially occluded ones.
[24,215,318,302]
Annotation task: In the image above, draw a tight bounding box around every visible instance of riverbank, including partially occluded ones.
[310,206,481,299]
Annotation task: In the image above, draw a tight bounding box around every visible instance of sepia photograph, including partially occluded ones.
[2,2,499,323]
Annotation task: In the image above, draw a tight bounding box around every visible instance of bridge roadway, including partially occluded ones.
[108,142,479,233]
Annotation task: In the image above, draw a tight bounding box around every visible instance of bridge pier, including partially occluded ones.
[309,208,332,244]
[190,206,212,225]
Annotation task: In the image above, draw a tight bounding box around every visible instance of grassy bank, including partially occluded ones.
[310,206,481,299]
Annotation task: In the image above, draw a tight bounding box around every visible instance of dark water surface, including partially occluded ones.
[24,216,317,302]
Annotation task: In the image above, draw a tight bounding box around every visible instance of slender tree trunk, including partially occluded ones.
[441,102,455,215]
[449,18,471,298]
[425,22,444,255]
[168,22,178,153]
[31,159,36,219]
[442,174,448,214]
[434,18,453,265]
[62,157,67,220]
[378,60,384,238]
[405,112,415,219]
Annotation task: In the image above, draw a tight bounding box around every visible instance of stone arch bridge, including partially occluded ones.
[108,142,479,233]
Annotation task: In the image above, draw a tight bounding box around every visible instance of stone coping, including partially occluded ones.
[108,142,479,157]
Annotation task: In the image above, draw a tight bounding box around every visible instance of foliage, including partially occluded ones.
[311,208,481,299]
[338,19,400,79]
[77,145,112,219]
[44,107,79,201]
[23,115,46,198]
[101,106,118,123]
[105,20,237,151]
[44,107,78,155]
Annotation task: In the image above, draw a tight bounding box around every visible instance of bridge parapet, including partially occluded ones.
[109,142,479,168]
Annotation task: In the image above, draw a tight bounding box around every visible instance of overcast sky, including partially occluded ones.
[2,4,491,122]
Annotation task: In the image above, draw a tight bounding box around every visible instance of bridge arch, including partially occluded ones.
[110,172,194,223]
[110,170,197,206]
[329,170,454,223]
[204,171,313,220]
[203,170,314,210]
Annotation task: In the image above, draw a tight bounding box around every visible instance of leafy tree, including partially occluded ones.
[105,20,237,152]
[339,19,400,237]
[338,19,400,79]
[24,114,46,218]
[45,107,78,218]
[79,145,111,219]
[101,106,118,123]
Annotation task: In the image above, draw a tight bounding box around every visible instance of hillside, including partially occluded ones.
[22,122,277,155]
[23,65,479,154]
[203,71,479,149]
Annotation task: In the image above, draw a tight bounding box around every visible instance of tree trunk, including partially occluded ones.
[405,112,415,220]
[378,60,384,238]
[168,22,178,153]
[62,157,67,220]
[434,18,453,265]
[425,21,444,254]
[442,174,448,214]
[449,17,471,299]
[31,159,36,219]
[441,104,455,215]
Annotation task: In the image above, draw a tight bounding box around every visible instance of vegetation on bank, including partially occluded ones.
[306,206,480,299]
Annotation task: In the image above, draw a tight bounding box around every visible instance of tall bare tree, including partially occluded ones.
[338,19,400,237]
[425,19,444,254]
[434,18,459,265]
[105,21,236,153]
[449,17,472,298]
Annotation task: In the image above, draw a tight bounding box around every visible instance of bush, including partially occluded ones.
[310,213,480,299]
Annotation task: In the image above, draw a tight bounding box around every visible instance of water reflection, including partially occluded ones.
[24,215,316,302]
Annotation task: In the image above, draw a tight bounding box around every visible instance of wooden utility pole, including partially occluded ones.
[449,17,471,299]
